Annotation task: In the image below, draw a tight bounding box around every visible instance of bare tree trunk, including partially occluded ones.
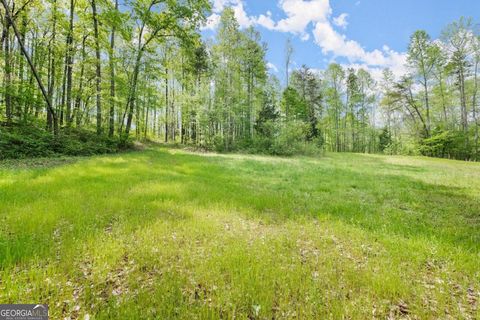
[17,13,27,121]
[91,0,102,134]
[459,67,468,133]
[60,58,67,125]
[74,35,87,127]
[3,20,12,123]
[472,59,479,158]
[423,73,431,136]
[164,65,169,143]
[108,0,117,137]
[437,72,448,124]
[65,0,74,126]
[124,51,142,138]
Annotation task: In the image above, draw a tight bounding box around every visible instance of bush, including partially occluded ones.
[251,120,322,156]
[270,120,308,155]
[0,124,131,160]
[418,129,471,160]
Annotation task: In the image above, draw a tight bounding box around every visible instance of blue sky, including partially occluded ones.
[203,0,480,83]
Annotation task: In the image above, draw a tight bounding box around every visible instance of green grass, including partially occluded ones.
[0,147,479,319]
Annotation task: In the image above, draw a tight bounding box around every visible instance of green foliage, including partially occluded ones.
[271,120,308,155]
[418,129,471,159]
[0,125,55,159]
[0,125,130,160]
[282,86,307,119]
[378,127,393,153]
[1,2,479,162]
[251,120,322,156]
[255,92,279,138]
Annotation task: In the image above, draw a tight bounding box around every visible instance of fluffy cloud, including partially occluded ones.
[254,0,331,41]
[203,13,221,30]
[333,13,348,29]
[205,0,331,38]
[312,21,406,78]
[203,0,254,30]
[256,11,275,30]
[267,62,279,73]
[204,0,407,78]
[271,0,330,35]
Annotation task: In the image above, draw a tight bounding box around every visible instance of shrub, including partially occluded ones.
[251,120,322,156]
[418,129,471,159]
[0,125,130,160]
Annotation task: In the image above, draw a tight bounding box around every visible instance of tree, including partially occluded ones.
[324,63,345,152]
[285,37,293,87]
[408,30,436,137]
[290,66,321,140]
[1,0,58,134]
[90,0,103,134]
[122,0,210,139]
[442,18,473,134]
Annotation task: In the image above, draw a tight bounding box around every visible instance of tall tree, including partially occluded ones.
[65,0,75,126]
[90,0,102,134]
[285,37,293,87]
[408,30,435,137]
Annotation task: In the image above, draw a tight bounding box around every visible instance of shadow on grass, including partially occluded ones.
[0,148,478,267]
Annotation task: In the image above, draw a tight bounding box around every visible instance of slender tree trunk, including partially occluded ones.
[108,0,117,136]
[124,23,157,138]
[74,35,87,127]
[17,13,27,121]
[472,59,479,158]
[46,0,58,132]
[172,78,176,141]
[1,0,57,134]
[423,74,431,136]
[60,59,67,125]
[3,21,12,123]
[91,0,102,134]
[124,51,142,137]
[437,72,448,124]
[65,0,74,126]
[459,67,468,133]
[144,103,149,139]
[164,65,169,143]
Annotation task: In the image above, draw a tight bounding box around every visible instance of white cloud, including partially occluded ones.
[301,33,310,41]
[232,1,254,28]
[203,13,222,30]
[333,13,348,29]
[272,0,330,36]
[204,0,407,78]
[267,62,279,73]
[256,13,276,30]
[205,0,331,39]
[203,0,254,30]
[211,0,235,12]
[312,21,407,78]
[254,0,331,41]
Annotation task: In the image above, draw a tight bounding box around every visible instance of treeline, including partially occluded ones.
[382,19,480,160]
[0,1,478,160]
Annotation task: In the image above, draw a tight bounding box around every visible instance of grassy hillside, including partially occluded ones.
[0,147,478,319]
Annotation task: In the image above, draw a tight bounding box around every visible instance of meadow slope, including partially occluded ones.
[0,147,479,319]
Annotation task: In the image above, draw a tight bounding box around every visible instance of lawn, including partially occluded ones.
[0,147,479,319]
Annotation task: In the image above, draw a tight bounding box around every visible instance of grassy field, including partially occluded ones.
[0,147,479,319]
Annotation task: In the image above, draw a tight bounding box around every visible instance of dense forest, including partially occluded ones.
[0,0,479,160]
